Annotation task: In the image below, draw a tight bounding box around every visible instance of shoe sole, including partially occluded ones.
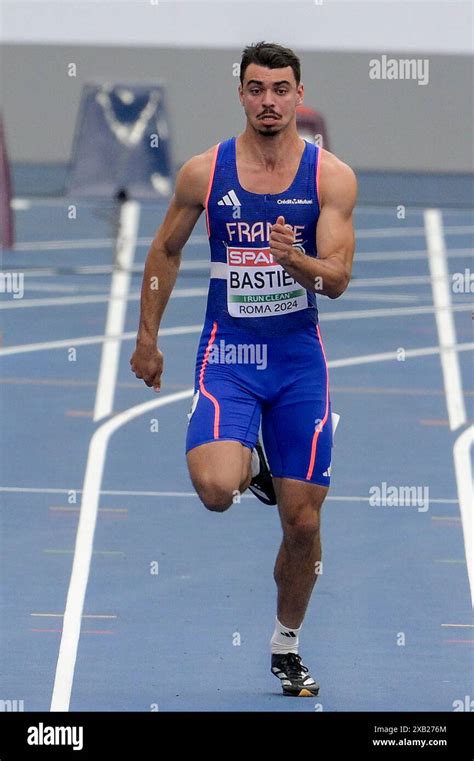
[248,485,276,506]
[282,686,320,697]
[250,443,277,505]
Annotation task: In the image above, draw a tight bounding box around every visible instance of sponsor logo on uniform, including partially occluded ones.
[277,198,313,205]
[218,189,241,206]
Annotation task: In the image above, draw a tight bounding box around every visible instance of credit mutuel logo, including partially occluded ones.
[277,198,313,205]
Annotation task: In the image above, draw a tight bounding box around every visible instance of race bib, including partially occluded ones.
[226,246,308,318]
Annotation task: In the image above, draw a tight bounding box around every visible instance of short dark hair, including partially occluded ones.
[240,41,301,86]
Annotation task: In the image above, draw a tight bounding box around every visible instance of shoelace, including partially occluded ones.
[280,653,309,678]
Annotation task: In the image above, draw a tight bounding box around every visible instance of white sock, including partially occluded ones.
[250,447,260,478]
[270,617,301,654]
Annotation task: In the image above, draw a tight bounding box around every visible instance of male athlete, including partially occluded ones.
[131,42,357,697]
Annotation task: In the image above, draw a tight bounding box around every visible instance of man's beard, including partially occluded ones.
[255,120,281,137]
[258,128,278,138]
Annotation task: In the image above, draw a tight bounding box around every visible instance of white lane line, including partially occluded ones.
[93,201,139,422]
[0,324,203,357]
[342,292,419,303]
[20,283,109,294]
[355,225,474,239]
[12,236,208,252]
[0,485,460,504]
[1,322,472,363]
[10,266,472,287]
[319,305,470,321]
[2,260,214,278]
[424,209,467,431]
[50,389,193,712]
[330,343,474,369]
[0,294,119,309]
[6,250,474,292]
[356,249,473,263]
[10,199,31,210]
[453,426,474,607]
[17,284,418,303]
[425,209,472,606]
[0,287,208,310]
[350,275,457,287]
[10,225,474,251]
[1,287,471,317]
[3,268,60,277]
[5,250,473,281]
[11,198,471,218]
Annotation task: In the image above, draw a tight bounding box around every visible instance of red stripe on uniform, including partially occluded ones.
[315,145,322,209]
[204,144,220,238]
[199,321,220,439]
[306,324,330,480]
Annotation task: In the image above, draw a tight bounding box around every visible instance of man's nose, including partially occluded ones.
[262,88,276,107]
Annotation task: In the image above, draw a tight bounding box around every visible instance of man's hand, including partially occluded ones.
[269,215,296,264]
[130,343,164,392]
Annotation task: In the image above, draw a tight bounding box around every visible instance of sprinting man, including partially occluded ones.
[131,41,357,697]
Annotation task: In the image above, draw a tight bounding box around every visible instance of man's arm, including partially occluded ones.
[269,151,357,298]
[130,151,211,389]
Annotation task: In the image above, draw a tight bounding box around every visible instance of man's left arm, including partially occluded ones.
[269,154,357,299]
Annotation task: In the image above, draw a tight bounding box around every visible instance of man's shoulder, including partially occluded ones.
[319,148,356,183]
[318,148,357,206]
[180,144,221,180]
[175,144,220,205]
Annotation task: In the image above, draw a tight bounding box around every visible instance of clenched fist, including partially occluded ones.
[130,343,164,392]
[269,215,296,263]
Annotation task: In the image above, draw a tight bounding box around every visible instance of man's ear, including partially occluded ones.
[296,83,304,106]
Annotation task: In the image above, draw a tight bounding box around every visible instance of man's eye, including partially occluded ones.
[277,89,288,95]
[250,89,260,95]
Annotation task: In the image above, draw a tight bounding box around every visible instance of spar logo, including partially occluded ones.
[228,248,275,266]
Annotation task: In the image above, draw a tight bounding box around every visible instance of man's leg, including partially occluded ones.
[273,477,327,628]
[187,440,252,512]
[268,477,327,696]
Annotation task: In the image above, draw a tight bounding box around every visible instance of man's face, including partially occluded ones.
[239,64,304,137]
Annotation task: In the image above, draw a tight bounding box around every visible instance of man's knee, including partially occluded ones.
[282,508,321,545]
[192,474,236,513]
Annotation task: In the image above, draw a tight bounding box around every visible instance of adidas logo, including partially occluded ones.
[217,189,241,206]
[280,631,296,638]
[323,464,332,477]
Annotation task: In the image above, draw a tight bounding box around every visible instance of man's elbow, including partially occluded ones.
[148,237,181,262]
[326,272,350,299]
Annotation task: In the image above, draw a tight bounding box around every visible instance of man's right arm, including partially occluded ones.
[130,151,211,390]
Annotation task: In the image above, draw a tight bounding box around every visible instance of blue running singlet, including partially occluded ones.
[186,137,334,486]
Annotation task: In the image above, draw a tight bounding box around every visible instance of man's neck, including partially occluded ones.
[237,127,304,170]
